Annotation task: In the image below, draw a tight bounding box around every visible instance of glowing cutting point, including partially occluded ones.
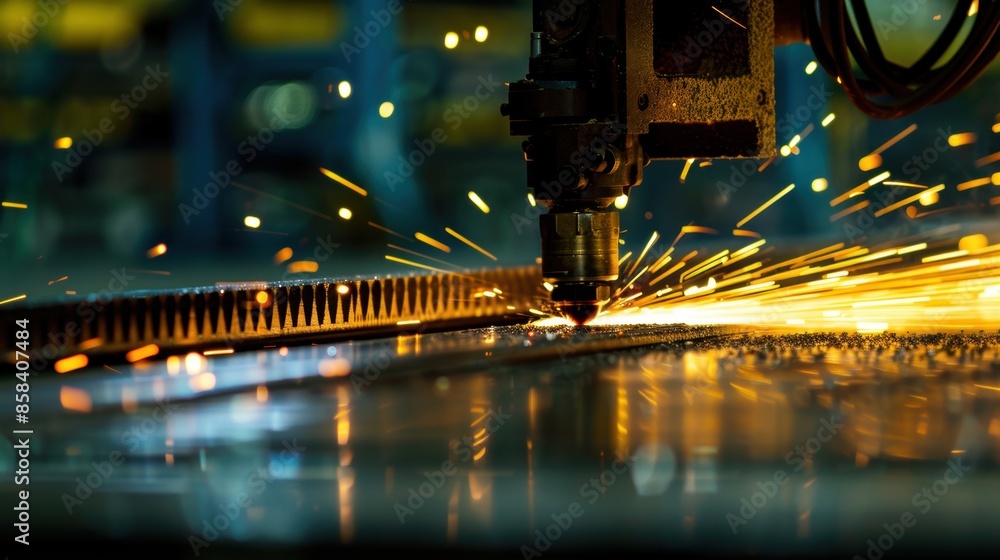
[614,194,629,209]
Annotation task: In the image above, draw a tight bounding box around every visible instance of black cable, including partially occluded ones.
[805,0,1000,119]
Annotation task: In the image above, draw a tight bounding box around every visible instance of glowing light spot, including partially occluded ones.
[474,25,489,42]
[256,291,269,305]
[542,282,554,292]
[274,247,293,264]
[397,319,421,326]
[55,354,89,374]
[919,190,939,206]
[319,358,351,377]
[444,31,460,49]
[789,134,802,148]
[527,193,536,207]
[379,102,395,118]
[948,132,977,147]
[189,372,216,392]
[287,261,320,273]
[993,123,1000,134]
[812,178,828,192]
[60,386,92,413]
[337,81,352,98]
[54,137,73,149]
[857,322,889,333]
[185,352,205,374]
[468,191,490,213]
[969,0,979,16]
[779,145,791,157]
[338,208,353,220]
[993,172,1000,185]
[337,284,350,295]
[126,344,159,363]
[244,216,261,229]
[822,113,836,127]
[203,348,234,356]
[959,234,988,252]
[614,194,629,209]
[805,61,817,75]
[1,202,27,209]
[858,153,882,171]
[147,243,167,258]
[257,386,269,402]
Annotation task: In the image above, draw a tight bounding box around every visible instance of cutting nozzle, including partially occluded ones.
[541,211,619,325]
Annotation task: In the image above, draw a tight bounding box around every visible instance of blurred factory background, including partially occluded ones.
[0,0,998,299]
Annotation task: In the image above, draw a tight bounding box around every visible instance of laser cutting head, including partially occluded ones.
[504,0,777,324]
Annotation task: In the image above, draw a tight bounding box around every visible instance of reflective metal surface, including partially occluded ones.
[4,327,1000,557]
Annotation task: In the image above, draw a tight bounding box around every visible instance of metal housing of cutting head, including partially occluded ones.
[503,0,778,324]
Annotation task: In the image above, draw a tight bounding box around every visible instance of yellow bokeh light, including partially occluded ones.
[614,194,629,209]
[338,208,352,220]
[244,216,261,229]
[54,137,73,149]
[337,81,352,99]
[474,26,489,42]
[379,102,394,118]
[444,31,459,49]
[812,178,828,192]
